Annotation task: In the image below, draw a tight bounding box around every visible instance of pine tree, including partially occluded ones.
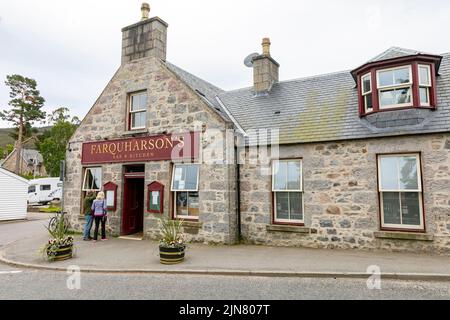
[0,75,46,174]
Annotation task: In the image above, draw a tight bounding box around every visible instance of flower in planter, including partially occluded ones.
[40,214,74,261]
[159,218,186,249]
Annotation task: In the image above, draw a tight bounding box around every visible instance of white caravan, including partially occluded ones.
[28,178,62,205]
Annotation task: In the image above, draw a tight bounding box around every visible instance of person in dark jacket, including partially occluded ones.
[91,191,108,242]
[83,191,96,241]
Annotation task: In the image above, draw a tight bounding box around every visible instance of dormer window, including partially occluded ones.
[352,48,442,117]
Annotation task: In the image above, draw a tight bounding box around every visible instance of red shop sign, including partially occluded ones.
[81,132,199,165]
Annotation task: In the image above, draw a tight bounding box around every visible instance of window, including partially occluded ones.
[171,164,200,220]
[361,73,373,113]
[40,185,51,191]
[82,167,102,191]
[377,66,413,109]
[378,154,424,230]
[418,65,431,107]
[129,92,147,130]
[272,160,303,224]
[28,185,36,193]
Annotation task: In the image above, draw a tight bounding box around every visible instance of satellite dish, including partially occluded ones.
[244,53,259,67]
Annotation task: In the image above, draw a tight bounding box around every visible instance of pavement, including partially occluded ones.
[1,225,450,280]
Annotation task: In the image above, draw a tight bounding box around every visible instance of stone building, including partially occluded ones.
[65,4,450,254]
[2,148,47,177]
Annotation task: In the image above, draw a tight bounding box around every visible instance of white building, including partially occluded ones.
[0,168,29,221]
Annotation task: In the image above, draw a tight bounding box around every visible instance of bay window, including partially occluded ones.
[378,154,424,231]
[129,91,147,130]
[272,160,303,224]
[171,164,200,220]
[355,58,439,116]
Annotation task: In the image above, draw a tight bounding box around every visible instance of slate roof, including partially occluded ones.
[1,148,43,170]
[216,51,450,145]
[166,48,450,145]
[165,61,231,122]
[22,149,43,164]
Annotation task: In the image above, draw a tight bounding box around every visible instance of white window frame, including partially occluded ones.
[377,154,424,230]
[171,164,200,220]
[171,164,200,192]
[376,65,413,109]
[272,159,304,224]
[361,72,373,113]
[418,64,432,107]
[129,92,147,130]
[82,167,102,192]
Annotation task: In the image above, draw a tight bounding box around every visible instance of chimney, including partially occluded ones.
[252,38,280,94]
[121,3,168,64]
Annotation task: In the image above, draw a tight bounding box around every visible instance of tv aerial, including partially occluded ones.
[244,53,259,67]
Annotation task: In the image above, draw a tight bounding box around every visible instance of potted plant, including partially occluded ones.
[41,213,74,262]
[159,218,186,265]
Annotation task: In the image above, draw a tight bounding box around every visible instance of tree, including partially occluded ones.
[37,108,78,177]
[0,75,46,174]
[47,107,80,125]
[47,107,70,124]
[8,122,38,141]
[0,146,4,159]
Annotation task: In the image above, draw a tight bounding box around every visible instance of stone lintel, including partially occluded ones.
[374,231,434,241]
[121,129,149,137]
[266,224,316,234]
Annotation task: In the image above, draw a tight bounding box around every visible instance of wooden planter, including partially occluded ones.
[159,245,186,265]
[48,244,73,262]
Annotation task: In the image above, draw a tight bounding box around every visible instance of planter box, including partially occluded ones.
[47,244,73,262]
[159,245,185,265]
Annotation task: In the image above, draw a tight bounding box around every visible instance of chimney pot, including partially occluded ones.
[262,38,271,56]
[141,3,150,20]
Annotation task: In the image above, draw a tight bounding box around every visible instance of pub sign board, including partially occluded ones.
[81,132,199,165]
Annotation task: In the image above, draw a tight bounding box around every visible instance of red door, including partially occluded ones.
[122,175,145,235]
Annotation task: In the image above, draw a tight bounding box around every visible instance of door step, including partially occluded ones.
[119,232,144,241]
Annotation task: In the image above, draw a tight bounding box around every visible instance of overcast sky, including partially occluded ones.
[1,0,450,128]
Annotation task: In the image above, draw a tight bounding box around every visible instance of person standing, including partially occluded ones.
[83,191,96,241]
[91,191,108,242]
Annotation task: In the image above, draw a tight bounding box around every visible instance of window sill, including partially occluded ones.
[374,231,434,241]
[122,129,148,136]
[266,224,317,234]
[180,221,203,229]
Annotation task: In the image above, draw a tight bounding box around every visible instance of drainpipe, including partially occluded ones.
[234,144,242,243]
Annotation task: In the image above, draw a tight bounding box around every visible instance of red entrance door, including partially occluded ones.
[122,175,145,236]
